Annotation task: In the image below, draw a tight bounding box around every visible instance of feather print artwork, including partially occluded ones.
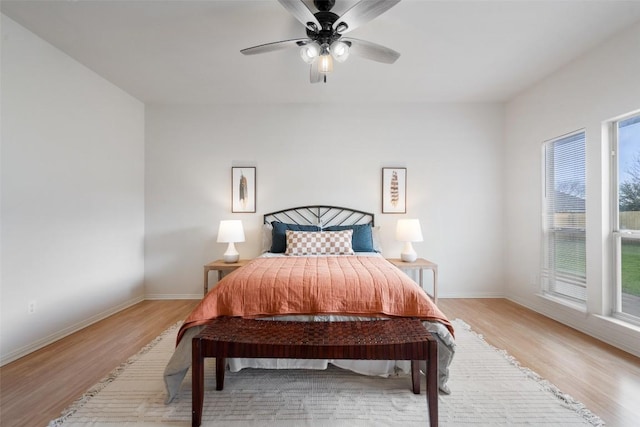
[390,170,399,207]
[239,172,248,209]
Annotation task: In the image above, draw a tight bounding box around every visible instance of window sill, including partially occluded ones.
[535,292,587,313]
[594,314,640,333]
[537,293,640,333]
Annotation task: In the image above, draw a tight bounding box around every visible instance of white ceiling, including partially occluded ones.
[3,0,640,105]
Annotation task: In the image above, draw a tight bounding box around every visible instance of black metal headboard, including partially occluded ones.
[264,206,374,228]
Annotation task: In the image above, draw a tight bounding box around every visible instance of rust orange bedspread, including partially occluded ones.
[177,256,453,344]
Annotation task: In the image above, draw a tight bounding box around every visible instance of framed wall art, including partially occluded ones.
[382,167,406,214]
[231,167,256,213]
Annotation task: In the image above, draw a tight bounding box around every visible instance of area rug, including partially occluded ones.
[48,319,604,426]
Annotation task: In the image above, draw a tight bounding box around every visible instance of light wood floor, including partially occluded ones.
[438,299,640,427]
[1,298,639,426]
[0,299,199,427]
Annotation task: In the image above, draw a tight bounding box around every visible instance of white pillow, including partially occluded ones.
[261,223,273,253]
[372,226,383,253]
[285,230,354,256]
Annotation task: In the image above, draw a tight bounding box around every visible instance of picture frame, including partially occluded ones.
[231,167,256,213]
[382,167,406,214]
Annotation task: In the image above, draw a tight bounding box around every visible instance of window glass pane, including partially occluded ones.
[616,113,640,321]
[618,116,640,230]
[554,232,586,278]
[621,237,640,317]
[543,131,586,303]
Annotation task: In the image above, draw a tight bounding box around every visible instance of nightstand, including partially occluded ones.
[387,258,438,304]
[203,259,250,296]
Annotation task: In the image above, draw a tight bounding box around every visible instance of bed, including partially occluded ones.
[164,206,456,403]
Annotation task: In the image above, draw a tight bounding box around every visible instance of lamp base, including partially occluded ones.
[400,242,417,263]
[223,242,240,263]
[400,252,417,263]
[223,254,239,263]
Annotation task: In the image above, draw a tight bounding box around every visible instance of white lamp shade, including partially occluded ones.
[396,219,423,263]
[217,220,245,243]
[217,220,244,263]
[396,219,424,242]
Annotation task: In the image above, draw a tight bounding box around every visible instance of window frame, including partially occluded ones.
[610,111,640,326]
[541,130,587,305]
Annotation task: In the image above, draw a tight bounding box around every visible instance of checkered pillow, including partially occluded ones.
[285,230,354,256]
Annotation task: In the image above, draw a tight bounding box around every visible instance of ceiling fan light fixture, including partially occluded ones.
[318,54,333,74]
[330,41,350,63]
[241,0,401,82]
[318,44,333,74]
[300,42,320,64]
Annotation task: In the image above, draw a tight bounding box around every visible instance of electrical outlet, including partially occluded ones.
[28,300,37,314]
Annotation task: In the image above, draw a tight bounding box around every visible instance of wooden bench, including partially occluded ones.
[192,317,438,427]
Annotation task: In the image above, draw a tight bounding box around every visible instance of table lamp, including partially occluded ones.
[217,220,245,263]
[396,219,423,263]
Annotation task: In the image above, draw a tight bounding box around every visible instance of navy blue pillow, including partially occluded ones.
[270,221,320,253]
[325,224,375,252]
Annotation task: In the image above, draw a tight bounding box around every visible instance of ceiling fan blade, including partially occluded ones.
[241,38,311,55]
[342,37,400,64]
[332,0,401,34]
[278,0,322,33]
[310,61,322,84]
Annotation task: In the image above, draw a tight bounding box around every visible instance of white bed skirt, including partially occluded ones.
[227,314,453,383]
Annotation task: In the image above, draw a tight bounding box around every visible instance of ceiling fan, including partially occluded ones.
[240,0,401,83]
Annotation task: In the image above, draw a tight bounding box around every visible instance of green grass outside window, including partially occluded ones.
[622,239,640,297]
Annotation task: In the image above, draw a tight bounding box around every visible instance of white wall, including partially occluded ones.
[144,103,505,299]
[504,22,640,357]
[0,16,146,364]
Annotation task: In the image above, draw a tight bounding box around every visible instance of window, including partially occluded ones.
[542,131,587,303]
[612,112,640,322]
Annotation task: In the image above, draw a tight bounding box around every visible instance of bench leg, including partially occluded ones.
[426,340,438,427]
[411,360,420,394]
[192,338,204,427]
[216,357,226,391]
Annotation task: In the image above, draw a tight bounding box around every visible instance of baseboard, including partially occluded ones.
[145,294,201,300]
[506,295,640,358]
[439,292,505,299]
[0,291,513,366]
[0,295,145,366]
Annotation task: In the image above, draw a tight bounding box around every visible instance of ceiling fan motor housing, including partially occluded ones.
[314,0,336,12]
[306,11,342,45]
